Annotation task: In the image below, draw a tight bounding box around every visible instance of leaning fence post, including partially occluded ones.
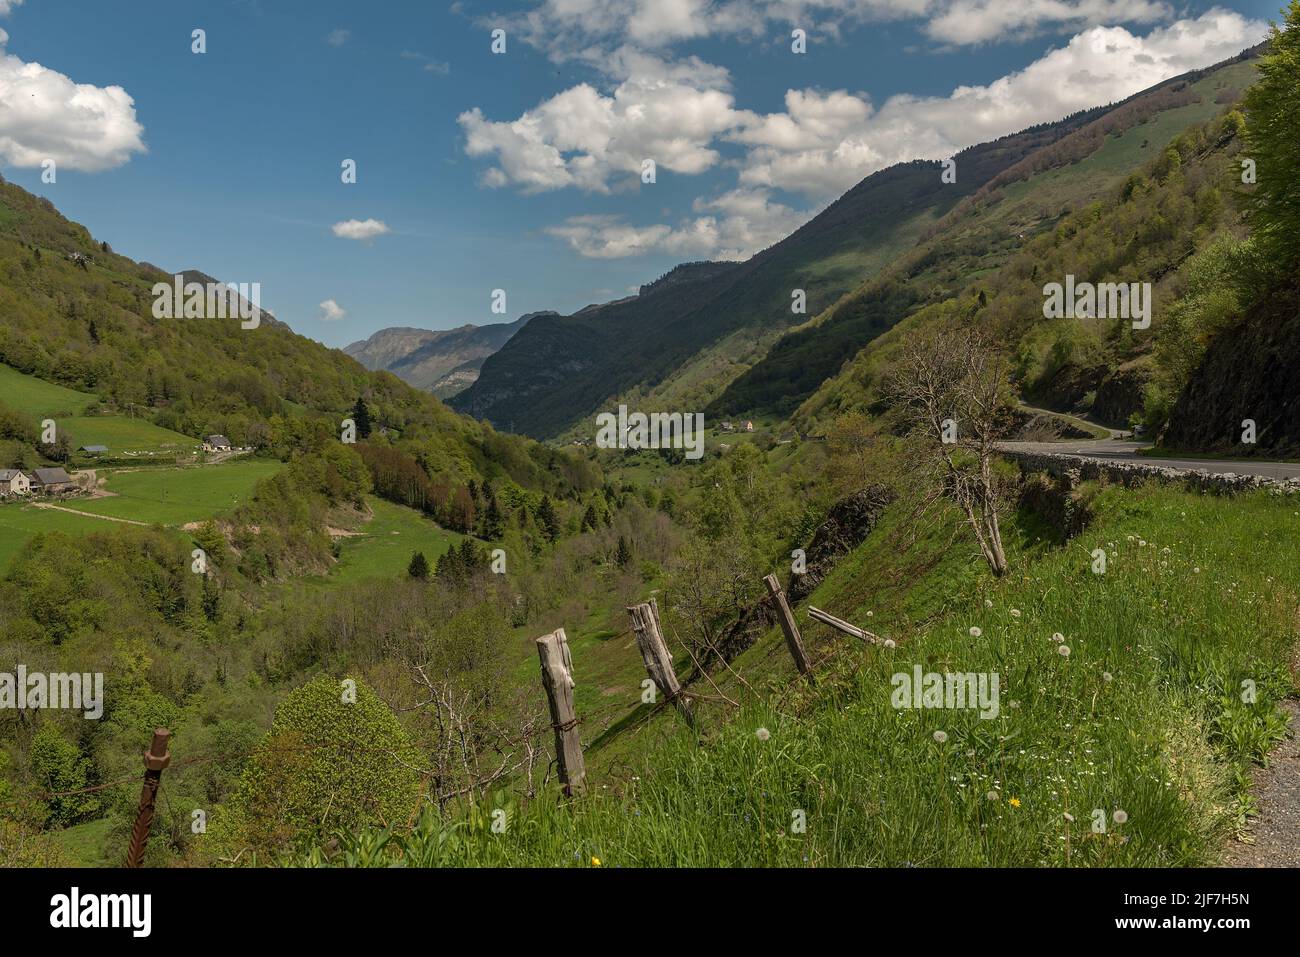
[628,600,695,728]
[536,628,586,797]
[126,728,171,868]
[763,574,814,682]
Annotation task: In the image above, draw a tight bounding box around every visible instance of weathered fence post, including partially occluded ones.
[126,728,171,868]
[808,605,886,645]
[536,628,586,797]
[763,574,814,683]
[628,600,695,728]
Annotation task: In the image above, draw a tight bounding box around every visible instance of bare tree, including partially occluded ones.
[886,324,1013,577]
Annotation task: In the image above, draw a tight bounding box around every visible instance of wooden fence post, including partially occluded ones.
[628,600,695,728]
[536,628,586,797]
[763,574,814,682]
[126,728,171,868]
[808,605,886,645]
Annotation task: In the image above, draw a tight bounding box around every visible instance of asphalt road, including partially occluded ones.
[999,439,1300,481]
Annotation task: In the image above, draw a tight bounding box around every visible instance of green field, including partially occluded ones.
[58,415,195,453]
[0,363,95,417]
[76,460,282,526]
[0,461,282,573]
[0,504,111,573]
[318,497,465,586]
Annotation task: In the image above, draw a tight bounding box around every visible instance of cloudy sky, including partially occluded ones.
[0,0,1276,346]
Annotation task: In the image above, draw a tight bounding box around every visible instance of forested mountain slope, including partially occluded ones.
[452,105,1118,438]
[714,51,1262,420]
[0,176,582,492]
[454,50,1260,439]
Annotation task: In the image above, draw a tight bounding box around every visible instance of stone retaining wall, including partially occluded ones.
[1003,449,1300,495]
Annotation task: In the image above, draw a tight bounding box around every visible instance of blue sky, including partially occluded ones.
[0,0,1278,347]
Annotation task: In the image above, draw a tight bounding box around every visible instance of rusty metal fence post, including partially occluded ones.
[126,728,171,868]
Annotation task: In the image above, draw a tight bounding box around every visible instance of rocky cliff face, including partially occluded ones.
[1163,283,1300,457]
[1092,361,1153,427]
[787,486,896,604]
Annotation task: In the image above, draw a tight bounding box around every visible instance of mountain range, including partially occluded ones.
[449,47,1263,441]
[344,314,540,398]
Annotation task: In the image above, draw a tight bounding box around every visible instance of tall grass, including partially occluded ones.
[302,484,1297,867]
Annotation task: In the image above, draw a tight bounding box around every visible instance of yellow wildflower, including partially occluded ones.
[591,856,602,867]
[1009,798,1021,808]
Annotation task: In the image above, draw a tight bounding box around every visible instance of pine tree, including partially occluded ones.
[615,535,632,569]
[352,396,372,439]
[582,503,598,531]
[436,544,463,583]
[87,318,99,345]
[201,575,221,620]
[408,550,430,580]
[483,487,504,540]
[537,495,560,542]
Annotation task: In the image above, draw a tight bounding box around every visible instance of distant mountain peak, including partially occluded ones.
[343,313,541,397]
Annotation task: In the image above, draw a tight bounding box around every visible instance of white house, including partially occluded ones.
[203,434,232,452]
[0,469,32,497]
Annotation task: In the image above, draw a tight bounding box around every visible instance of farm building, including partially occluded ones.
[0,469,32,497]
[203,435,232,452]
[743,421,755,432]
[30,467,74,495]
[78,445,109,455]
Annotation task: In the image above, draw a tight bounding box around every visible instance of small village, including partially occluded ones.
[0,434,239,503]
[0,465,78,498]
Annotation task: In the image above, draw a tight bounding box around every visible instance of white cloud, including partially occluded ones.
[0,26,147,172]
[466,11,1265,202]
[459,56,742,194]
[402,50,451,74]
[319,299,347,321]
[926,0,1170,46]
[474,9,1266,262]
[737,9,1267,197]
[0,1,24,17]
[325,28,351,47]
[501,0,1183,58]
[547,188,810,259]
[331,218,391,241]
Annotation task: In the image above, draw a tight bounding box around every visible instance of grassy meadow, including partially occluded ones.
[303,483,1298,867]
[0,460,282,574]
[0,363,94,417]
[76,460,281,525]
[317,496,465,587]
[0,505,112,575]
[57,415,195,454]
